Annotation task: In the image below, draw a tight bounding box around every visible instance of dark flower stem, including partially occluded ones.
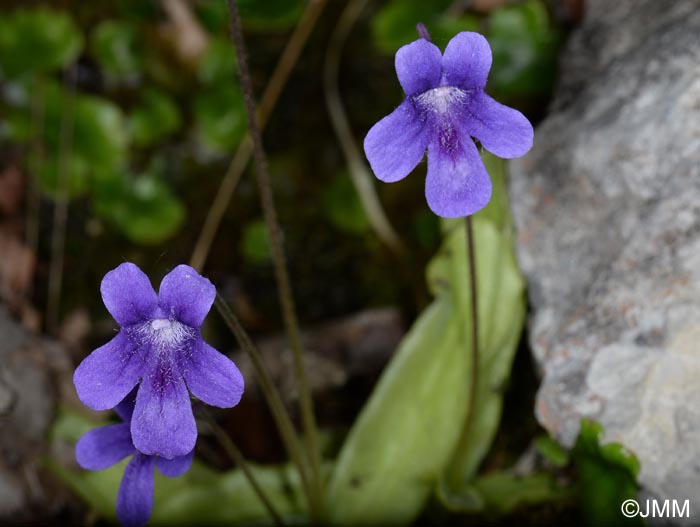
[201,408,285,526]
[214,295,313,510]
[47,68,76,333]
[465,215,479,432]
[225,1,324,519]
[190,0,327,272]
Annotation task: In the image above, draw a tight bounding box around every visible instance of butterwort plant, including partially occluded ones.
[75,392,193,527]
[364,28,534,217]
[74,263,245,459]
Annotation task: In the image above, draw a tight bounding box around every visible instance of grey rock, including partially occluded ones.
[509,0,700,517]
[233,307,403,400]
[0,305,70,521]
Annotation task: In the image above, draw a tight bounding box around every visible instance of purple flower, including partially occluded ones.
[74,263,244,459]
[76,395,194,527]
[364,31,534,218]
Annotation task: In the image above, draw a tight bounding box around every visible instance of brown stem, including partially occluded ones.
[225,1,324,519]
[201,408,285,526]
[214,295,313,513]
[190,0,327,272]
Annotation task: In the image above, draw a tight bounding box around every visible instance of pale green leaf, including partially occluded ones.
[328,152,526,524]
[440,154,526,489]
[327,293,469,524]
[50,408,306,525]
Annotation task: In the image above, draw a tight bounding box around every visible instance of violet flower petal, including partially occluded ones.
[101,263,158,326]
[73,332,147,411]
[395,38,442,96]
[156,449,194,478]
[116,453,155,527]
[158,265,216,328]
[441,32,492,90]
[364,100,429,183]
[183,339,244,408]
[75,423,136,470]
[131,370,197,459]
[425,127,492,217]
[465,91,534,158]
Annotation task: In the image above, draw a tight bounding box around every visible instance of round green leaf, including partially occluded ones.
[17,81,128,197]
[0,8,83,77]
[91,20,143,77]
[372,0,478,55]
[194,84,246,155]
[129,89,182,147]
[322,175,370,235]
[197,37,237,85]
[487,0,561,96]
[241,219,272,265]
[93,170,185,245]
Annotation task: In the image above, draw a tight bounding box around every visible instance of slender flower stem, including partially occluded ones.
[201,408,285,526]
[445,215,481,489]
[214,295,314,513]
[190,0,327,272]
[225,0,324,519]
[465,215,479,429]
[47,69,76,333]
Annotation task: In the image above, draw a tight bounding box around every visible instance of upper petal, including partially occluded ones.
[395,38,442,96]
[441,32,492,90]
[364,99,429,183]
[425,125,492,218]
[158,265,216,328]
[183,338,244,408]
[101,263,158,326]
[76,423,135,470]
[117,453,155,527]
[131,369,197,459]
[73,332,148,411]
[465,91,533,158]
[156,449,194,478]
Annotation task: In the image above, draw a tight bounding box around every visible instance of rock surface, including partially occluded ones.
[233,307,403,400]
[510,0,700,516]
[0,305,71,521]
